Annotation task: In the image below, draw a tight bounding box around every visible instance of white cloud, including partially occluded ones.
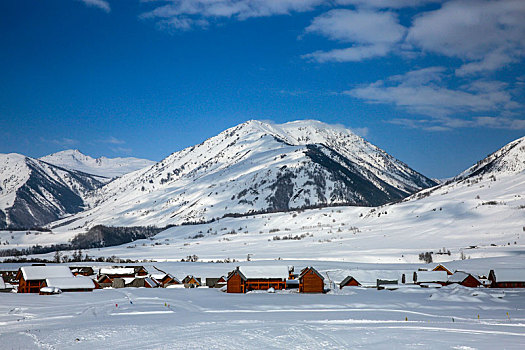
[345,67,521,129]
[407,0,525,75]
[389,116,525,131]
[302,9,405,62]
[141,0,325,30]
[40,137,79,147]
[334,0,442,9]
[303,44,391,62]
[100,136,126,145]
[110,146,133,154]
[79,0,111,13]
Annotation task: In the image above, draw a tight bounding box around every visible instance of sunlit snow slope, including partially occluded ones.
[0,153,106,228]
[40,149,156,178]
[49,120,435,231]
[38,134,524,263]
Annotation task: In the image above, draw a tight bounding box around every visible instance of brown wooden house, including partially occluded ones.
[152,274,181,288]
[489,269,525,288]
[226,266,288,293]
[298,267,324,293]
[69,266,94,276]
[447,271,482,288]
[99,267,135,279]
[206,276,227,288]
[131,266,148,276]
[432,264,453,275]
[45,276,95,292]
[96,274,113,288]
[339,276,361,288]
[16,266,75,293]
[182,275,201,288]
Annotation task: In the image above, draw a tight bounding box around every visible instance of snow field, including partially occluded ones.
[1,284,524,349]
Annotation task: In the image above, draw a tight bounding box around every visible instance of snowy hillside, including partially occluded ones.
[40,149,156,178]
[5,134,523,265]
[0,153,106,229]
[47,120,435,231]
[457,136,525,179]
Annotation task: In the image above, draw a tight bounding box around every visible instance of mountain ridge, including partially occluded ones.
[40,149,156,178]
[0,153,107,228]
[48,120,437,231]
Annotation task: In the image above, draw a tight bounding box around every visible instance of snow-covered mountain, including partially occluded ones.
[407,135,525,202]
[0,153,107,229]
[49,120,436,231]
[40,149,156,178]
[457,136,525,179]
[8,133,522,263]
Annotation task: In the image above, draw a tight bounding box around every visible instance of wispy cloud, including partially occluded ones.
[110,146,133,154]
[140,0,325,31]
[302,9,405,62]
[344,67,522,130]
[389,116,525,131]
[345,67,520,116]
[79,0,111,13]
[406,0,525,75]
[40,137,79,147]
[99,136,126,145]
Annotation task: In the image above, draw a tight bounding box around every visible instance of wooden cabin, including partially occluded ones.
[339,276,361,289]
[125,277,159,288]
[206,276,227,288]
[298,267,324,293]
[131,266,148,276]
[69,266,94,276]
[99,267,135,279]
[152,274,181,288]
[96,274,113,288]
[182,275,201,288]
[16,266,74,293]
[432,264,453,275]
[447,271,482,288]
[45,276,95,292]
[226,266,288,293]
[489,269,525,288]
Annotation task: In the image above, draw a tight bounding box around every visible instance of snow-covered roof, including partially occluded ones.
[144,277,158,287]
[448,271,480,283]
[0,276,5,289]
[20,266,73,281]
[335,270,411,285]
[39,286,62,294]
[417,271,448,283]
[238,266,289,279]
[491,269,525,282]
[99,267,135,275]
[46,276,95,290]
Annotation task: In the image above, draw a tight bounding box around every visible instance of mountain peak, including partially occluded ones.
[40,150,155,178]
[458,135,525,179]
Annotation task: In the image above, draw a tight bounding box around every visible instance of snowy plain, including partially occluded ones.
[1,258,525,349]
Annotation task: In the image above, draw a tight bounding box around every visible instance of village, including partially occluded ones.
[1,262,524,295]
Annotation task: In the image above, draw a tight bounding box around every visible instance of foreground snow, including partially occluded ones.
[1,284,524,349]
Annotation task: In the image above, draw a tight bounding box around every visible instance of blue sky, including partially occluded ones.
[0,0,524,178]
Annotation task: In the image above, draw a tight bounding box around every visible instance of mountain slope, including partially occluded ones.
[0,153,107,228]
[40,149,156,178]
[69,134,525,262]
[49,120,436,231]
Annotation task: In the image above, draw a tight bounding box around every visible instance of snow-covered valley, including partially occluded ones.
[1,258,525,349]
